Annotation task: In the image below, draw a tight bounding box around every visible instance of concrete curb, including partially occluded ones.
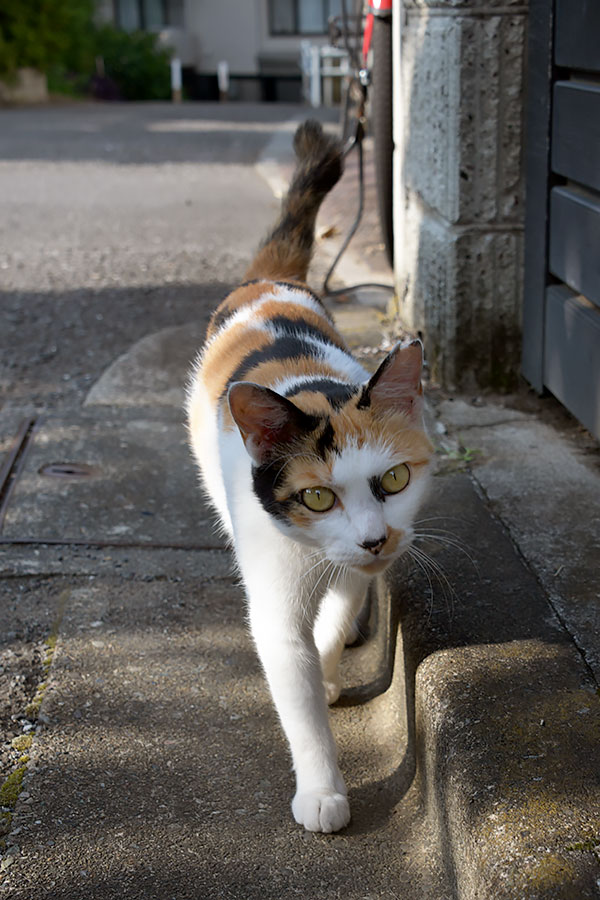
[387,471,600,898]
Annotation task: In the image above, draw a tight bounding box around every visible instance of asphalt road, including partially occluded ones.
[0,102,302,411]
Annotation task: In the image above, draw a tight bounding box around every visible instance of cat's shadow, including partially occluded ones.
[328,573,421,836]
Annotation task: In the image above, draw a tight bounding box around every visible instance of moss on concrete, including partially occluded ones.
[24,613,61,720]
[566,838,600,855]
[524,853,578,890]
[10,735,32,753]
[0,767,26,809]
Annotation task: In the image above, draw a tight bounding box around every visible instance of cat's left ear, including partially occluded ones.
[360,340,424,421]
[228,382,318,465]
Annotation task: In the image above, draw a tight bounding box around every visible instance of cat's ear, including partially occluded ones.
[228,382,318,465]
[360,340,424,421]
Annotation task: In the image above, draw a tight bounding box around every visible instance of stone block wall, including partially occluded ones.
[394,0,528,390]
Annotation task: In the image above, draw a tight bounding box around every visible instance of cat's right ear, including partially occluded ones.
[228,382,318,465]
[359,340,424,422]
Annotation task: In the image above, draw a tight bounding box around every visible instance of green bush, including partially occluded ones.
[0,0,95,78]
[0,0,172,101]
[93,26,171,101]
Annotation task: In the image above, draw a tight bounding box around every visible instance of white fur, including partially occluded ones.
[203,285,327,350]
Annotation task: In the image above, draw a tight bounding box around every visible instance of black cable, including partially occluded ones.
[322,119,395,300]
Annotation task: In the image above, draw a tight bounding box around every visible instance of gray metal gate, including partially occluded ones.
[522,0,600,441]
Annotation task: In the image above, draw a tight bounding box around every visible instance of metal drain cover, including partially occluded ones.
[0,411,221,548]
[39,462,99,479]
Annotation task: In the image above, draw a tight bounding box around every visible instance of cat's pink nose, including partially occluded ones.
[360,535,387,555]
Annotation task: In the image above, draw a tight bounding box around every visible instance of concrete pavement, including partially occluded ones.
[0,102,599,899]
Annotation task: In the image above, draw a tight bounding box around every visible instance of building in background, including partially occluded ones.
[97,0,342,101]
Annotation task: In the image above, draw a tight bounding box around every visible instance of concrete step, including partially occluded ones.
[0,571,450,899]
[391,472,600,898]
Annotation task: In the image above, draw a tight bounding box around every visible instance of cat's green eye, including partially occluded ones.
[301,486,336,512]
[380,464,410,494]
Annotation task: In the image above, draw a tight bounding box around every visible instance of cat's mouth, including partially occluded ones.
[353,536,412,575]
[356,555,395,575]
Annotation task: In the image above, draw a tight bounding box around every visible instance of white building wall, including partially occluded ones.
[185,0,262,72]
[183,0,331,75]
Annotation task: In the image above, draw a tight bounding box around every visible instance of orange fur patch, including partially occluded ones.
[205,281,272,340]
[243,241,311,283]
[200,324,272,403]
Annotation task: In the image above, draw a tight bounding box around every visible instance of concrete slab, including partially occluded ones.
[0,543,232,583]
[2,101,600,900]
[85,324,206,409]
[440,403,600,683]
[0,412,31,473]
[437,396,529,429]
[4,467,598,899]
[0,410,220,549]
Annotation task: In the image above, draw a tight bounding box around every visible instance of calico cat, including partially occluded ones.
[186,120,433,833]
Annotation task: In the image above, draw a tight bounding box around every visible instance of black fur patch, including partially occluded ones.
[252,456,293,522]
[284,378,358,411]
[356,384,372,410]
[369,475,386,503]
[269,314,338,346]
[315,419,337,459]
[223,335,321,397]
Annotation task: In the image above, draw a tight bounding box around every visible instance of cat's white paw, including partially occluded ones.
[292,790,350,833]
[323,677,341,705]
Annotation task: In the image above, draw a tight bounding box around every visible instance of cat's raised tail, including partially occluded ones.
[243,119,343,284]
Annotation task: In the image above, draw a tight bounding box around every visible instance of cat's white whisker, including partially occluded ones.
[301,555,329,582]
[407,546,436,620]
[409,544,457,620]
[414,531,478,570]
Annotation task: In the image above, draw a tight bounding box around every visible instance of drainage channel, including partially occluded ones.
[0,417,39,533]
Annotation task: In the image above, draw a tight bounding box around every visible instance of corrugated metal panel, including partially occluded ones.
[544,285,600,438]
[552,82,600,191]
[549,187,600,310]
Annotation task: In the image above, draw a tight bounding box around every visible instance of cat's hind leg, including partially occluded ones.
[313,572,370,705]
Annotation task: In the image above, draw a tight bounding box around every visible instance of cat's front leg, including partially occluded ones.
[243,552,350,833]
[313,573,370,705]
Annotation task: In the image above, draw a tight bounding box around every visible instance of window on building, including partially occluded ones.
[269,0,342,35]
[114,0,184,30]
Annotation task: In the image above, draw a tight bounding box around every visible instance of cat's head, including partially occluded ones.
[228,341,433,574]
